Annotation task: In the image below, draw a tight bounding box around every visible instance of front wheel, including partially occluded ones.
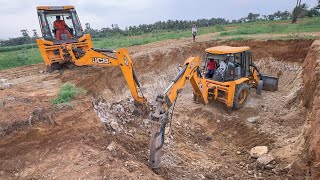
[233,83,249,110]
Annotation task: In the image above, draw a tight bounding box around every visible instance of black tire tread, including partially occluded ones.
[233,83,249,110]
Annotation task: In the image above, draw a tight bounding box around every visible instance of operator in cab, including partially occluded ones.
[205,59,217,78]
[53,15,72,40]
[211,59,227,82]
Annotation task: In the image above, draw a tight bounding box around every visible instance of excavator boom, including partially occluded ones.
[74,47,146,104]
[149,56,208,168]
[37,37,147,104]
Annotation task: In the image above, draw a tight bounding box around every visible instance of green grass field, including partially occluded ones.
[0,17,319,70]
[0,48,43,70]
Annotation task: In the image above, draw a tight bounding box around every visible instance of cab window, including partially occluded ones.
[37,10,83,41]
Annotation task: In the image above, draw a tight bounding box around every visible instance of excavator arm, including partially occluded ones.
[149,56,208,168]
[57,44,147,104]
[37,33,146,104]
[77,48,147,103]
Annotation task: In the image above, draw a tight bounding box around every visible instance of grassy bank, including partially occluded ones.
[220,18,320,36]
[0,48,43,70]
[0,17,319,70]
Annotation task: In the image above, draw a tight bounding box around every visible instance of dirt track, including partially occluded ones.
[0,37,319,180]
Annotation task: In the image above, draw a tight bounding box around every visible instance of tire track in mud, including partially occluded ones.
[0,64,45,80]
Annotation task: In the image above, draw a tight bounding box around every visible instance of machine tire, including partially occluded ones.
[233,83,249,110]
[47,63,60,73]
[256,80,263,95]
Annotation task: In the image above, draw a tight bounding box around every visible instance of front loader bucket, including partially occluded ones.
[261,75,279,91]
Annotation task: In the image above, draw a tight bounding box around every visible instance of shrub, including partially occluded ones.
[52,83,86,104]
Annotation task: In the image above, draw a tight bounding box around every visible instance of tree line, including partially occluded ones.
[1,1,319,47]
[0,29,39,47]
[84,1,320,38]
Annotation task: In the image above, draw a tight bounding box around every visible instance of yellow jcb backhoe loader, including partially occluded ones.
[149,46,279,168]
[36,6,146,104]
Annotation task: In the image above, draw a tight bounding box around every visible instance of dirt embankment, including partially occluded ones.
[0,39,318,179]
[302,40,320,179]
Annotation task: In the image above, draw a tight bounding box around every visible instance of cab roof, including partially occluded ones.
[205,46,250,54]
[37,6,75,11]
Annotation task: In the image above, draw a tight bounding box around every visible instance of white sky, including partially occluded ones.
[0,0,317,39]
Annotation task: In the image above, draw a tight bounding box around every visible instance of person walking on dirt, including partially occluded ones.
[205,59,217,78]
[53,16,72,40]
[192,24,197,42]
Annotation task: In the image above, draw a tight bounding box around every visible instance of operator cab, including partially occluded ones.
[37,6,84,44]
[204,46,252,82]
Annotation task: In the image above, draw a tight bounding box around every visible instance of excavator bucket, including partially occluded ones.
[261,75,279,91]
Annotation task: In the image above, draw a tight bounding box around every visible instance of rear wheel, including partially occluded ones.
[233,83,249,110]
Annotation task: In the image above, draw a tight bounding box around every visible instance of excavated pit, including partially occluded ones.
[88,40,316,179]
[0,39,319,179]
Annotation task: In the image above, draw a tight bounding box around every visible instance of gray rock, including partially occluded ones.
[247,116,259,123]
[142,119,151,128]
[0,82,13,89]
[110,121,120,132]
[284,162,293,171]
[106,141,116,151]
[0,79,7,83]
[128,104,136,113]
[239,162,246,166]
[114,104,124,113]
[199,174,205,179]
[220,150,227,156]
[257,154,275,168]
[0,100,4,108]
[250,146,268,158]
[143,119,150,126]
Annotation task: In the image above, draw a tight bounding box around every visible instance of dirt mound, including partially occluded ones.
[302,40,320,179]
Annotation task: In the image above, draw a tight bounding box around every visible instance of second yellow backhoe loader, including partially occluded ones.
[149,46,279,168]
[36,6,147,105]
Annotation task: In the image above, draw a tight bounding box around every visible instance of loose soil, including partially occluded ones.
[0,37,319,180]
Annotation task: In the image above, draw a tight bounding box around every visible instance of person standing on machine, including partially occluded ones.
[205,59,217,78]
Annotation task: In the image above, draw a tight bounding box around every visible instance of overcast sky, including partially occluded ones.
[0,0,317,39]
